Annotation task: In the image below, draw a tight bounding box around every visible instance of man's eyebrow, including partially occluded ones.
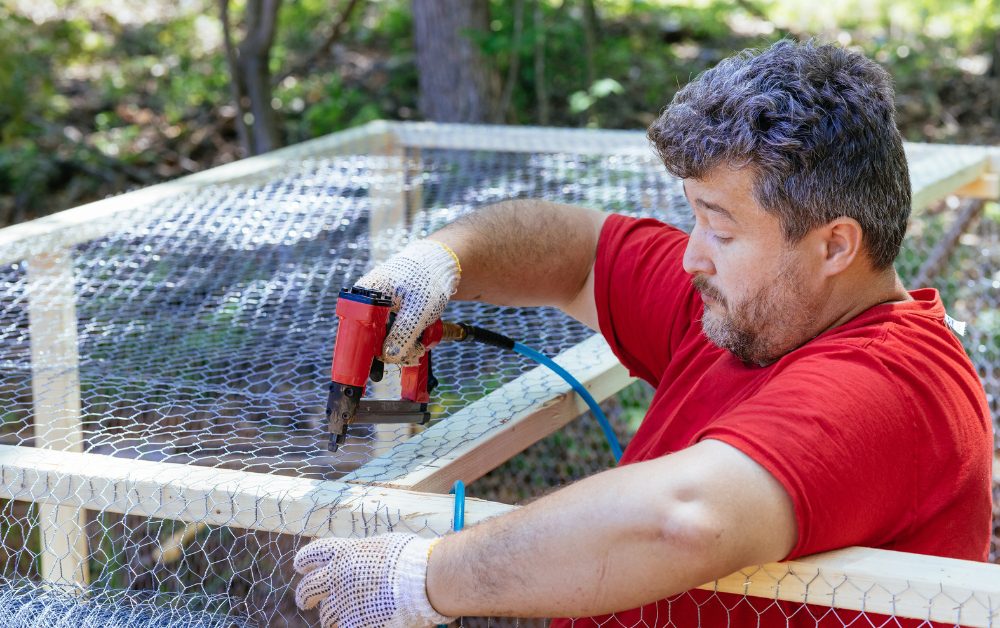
[681,181,738,223]
[694,198,737,223]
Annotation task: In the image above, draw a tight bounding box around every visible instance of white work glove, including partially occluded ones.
[356,239,461,365]
[294,532,455,628]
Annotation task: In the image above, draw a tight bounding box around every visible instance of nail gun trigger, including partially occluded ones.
[369,311,397,382]
[427,352,438,394]
[370,357,384,382]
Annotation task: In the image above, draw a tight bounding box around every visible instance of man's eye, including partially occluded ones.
[712,234,733,244]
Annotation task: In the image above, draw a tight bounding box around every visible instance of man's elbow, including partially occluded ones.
[650,496,745,590]
[652,490,793,590]
[657,499,724,558]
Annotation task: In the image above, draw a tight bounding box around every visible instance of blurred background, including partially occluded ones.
[2,0,998,228]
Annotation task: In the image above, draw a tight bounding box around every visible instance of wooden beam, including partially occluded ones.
[368,132,411,261]
[0,444,513,538]
[986,146,1000,173]
[0,121,993,267]
[387,123,994,216]
[2,447,997,625]
[343,334,632,493]
[152,522,207,565]
[26,250,89,585]
[386,121,656,157]
[0,120,392,266]
[366,133,411,456]
[906,143,991,212]
[954,172,1000,201]
[701,546,1000,627]
[13,438,991,627]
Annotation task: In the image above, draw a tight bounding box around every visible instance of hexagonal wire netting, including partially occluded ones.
[0,133,996,627]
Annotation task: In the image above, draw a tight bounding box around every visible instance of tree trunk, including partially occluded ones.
[533,0,548,125]
[580,0,600,89]
[219,0,282,156]
[239,0,281,154]
[991,15,999,120]
[498,0,525,123]
[412,0,499,123]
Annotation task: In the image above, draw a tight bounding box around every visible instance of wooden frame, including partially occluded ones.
[1,121,998,622]
[3,122,993,264]
[703,547,1000,627]
[342,334,630,492]
[25,250,89,585]
[0,444,512,537]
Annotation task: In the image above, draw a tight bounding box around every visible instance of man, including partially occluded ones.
[293,40,993,628]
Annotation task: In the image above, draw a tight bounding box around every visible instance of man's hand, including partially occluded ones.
[294,532,454,628]
[356,240,460,364]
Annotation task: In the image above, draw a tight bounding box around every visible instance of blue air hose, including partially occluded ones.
[512,342,623,463]
[438,480,466,628]
[439,327,621,627]
[446,322,623,464]
[450,480,465,532]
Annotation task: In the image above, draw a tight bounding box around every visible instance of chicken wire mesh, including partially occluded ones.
[0,578,243,627]
[0,125,995,627]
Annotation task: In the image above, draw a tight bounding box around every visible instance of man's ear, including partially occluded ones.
[820,217,864,276]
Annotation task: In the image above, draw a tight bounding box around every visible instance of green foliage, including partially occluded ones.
[0,9,86,141]
[569,78,625,123]
[0,0,998,221]
[0,9,79,214]
[300,75,384,137]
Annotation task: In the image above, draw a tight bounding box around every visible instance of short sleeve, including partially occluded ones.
[698,345,917,559]
[594,214,702,386]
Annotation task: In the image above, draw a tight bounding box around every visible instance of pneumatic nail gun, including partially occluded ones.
[325,286,444,451]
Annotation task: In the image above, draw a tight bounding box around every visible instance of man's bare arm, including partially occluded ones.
[425,439,797,618]
[431,200,606,328]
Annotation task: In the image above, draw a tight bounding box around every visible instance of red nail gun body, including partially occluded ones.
[326,287,442,451]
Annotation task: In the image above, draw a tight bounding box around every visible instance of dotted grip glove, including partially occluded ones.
[294,533,454,628]
[355,239,461,365]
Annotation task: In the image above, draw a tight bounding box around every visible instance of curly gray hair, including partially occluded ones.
[648,40,910,270]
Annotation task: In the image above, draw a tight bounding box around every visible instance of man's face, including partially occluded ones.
[682,166,825,365]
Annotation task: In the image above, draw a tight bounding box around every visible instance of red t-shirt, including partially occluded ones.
[553,215,993,627]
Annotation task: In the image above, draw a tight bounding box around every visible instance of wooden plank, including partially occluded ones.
[368,132,410,261]
[343,334,632,493]
[0,121,392,266]
[954,172,1000,201]
[700,546,1000,627]
[14,437,991,626]
[388,122,993,217]
[26,250,89,585]
[906,143,991,212]
[0,444,513,538]
[152,522,206,565]
[986,146,1000,172]
[387,121,656,157]
[0,121,992,267]
[366,133,410,456]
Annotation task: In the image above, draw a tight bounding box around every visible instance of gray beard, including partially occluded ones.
[694,258,816,366]
[701,307,778,365]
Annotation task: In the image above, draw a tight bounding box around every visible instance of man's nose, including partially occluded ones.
[682,231,715,276]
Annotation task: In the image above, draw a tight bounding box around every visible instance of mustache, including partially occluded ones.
[692,275,726,305]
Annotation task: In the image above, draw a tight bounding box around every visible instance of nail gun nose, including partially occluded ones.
[328,433,343,452]
[326,382,362,452]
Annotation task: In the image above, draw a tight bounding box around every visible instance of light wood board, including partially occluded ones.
[0,444,512,538]
[701,545,1000,627]
[343,334,632,492]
